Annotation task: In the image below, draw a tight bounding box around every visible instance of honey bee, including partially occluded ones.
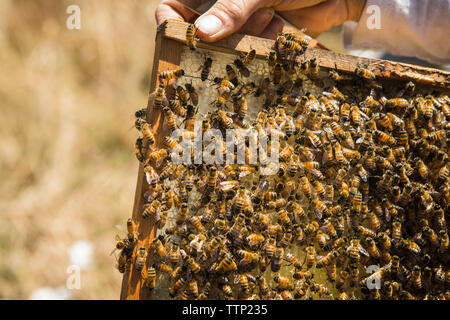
[153,83,166,110]
[135,107,148,120]
[200,56,212,81]
[309,58,319,77]
[299,60,309,75]
[274,276,293,291]
[316,249,341,268]
[144,266,157,290]
[233,96,248,120]
[332,215,345,238]
[257,276,270,297]
[217,254,237,273]
[438,230,449,254]
[275,208,290,226]
[150,236,167,259]
[336,269,349,290]
[184,83,199,106]
[116,252,128,274]
[147,148,168,167]
[304,246,316,269]
[305,129,322,148]
[186,24,198,50]
[214,77,235,93]
[391,221,402,241]
[234,58,250,77]
[135,137,144,163]
[410,265,422,290]
[346,238,369,263]
[218,283,232,299]
[310,283,331,297]
[169,276,186,297]
[175,86,189,106]
[329,65,347,82]
[162,106,177,132]
[169,99,186,117]
[186,257,201,274]
[159,69,185,82]
[271,247,284,272]
[134,246,147,272]
[365,237,381,260]
[223,64,239,87]
[241,48,256,64]
[312,199,328,219]
[126,218,138,243]
[246,233,265,249]
[355,66,375,80]
[386,98,410,109]
[423,226,439,247]
[284,252,302,269]
[278,35,304,54]
[273,63,282,85]
[142,199,161,219]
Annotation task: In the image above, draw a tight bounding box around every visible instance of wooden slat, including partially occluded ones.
[120,35,183,300]
[159,20,450,89]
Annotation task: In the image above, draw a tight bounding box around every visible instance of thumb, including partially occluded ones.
[194,0,271,41]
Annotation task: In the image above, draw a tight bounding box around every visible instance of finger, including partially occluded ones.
[272,0,327,11]
[259,16,285,40]
[239,7,275,36]
[155,0,204,26]
[194,0,272,42]
[278,0,346,37]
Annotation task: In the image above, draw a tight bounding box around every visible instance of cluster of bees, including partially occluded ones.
[114,24,450,300]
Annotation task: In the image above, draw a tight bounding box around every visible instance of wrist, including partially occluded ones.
[346,0,367,22]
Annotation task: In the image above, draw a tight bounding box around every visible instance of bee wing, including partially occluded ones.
[155,157,165,168]
[322,149,330,165]
[271,128,286,139]
[218,181,237,192]
[345,245,353,254]
[239,171,251,178]
[358,245,370,257]
[154,208,161,222]
[359,110,370,120]
[384,207,391,222]
[356,135,365,145]
[179,249,187,260]
[145,171,156,185]
[314,209,322,220]
[358,171,368,183]
[259,180,269,192]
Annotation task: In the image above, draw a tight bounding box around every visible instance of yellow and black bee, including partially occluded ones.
[186,24,198,50]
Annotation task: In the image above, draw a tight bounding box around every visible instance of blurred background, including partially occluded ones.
[0,0,158,299]
[0,0,444,300]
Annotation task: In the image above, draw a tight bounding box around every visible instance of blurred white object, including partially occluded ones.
[68,240,94,269]
[343,1,450,65]
[30,286,72,300]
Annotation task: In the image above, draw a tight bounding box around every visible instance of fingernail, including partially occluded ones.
[195,15,223,36]
[264,7,275,17]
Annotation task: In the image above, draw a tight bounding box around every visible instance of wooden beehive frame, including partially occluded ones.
[120,20,450,300]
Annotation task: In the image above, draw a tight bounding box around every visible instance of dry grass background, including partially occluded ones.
[0,0,159,299]
[0,0,347,299]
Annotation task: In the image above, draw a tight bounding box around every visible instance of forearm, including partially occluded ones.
[345,0,450,64]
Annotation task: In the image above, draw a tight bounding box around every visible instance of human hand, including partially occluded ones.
[155,0,366,41]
